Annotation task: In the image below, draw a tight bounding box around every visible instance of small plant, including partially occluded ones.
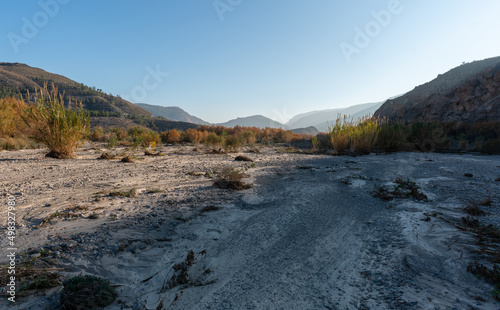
[214,167,252,190]
[19,83,90,159]
[107,136,118,149]
[467,262,500,300]
[109,188,136,198]
[61,275,117,309]
[88,213,99,219]
[99,152,116,160]
[373,178,428,201]
[311,136,319,150]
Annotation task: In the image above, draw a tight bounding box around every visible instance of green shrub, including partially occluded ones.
[204,132,223,146]
[61,275,117,310]
[224,135,240,152]
[19,83,90,159]
[240,131,257,144]
[127,126,160,148]
[481,138,500,154]
[350,119,380,154]
[409,122,450,152]
[328,117,353,154]
[377,123,409,152]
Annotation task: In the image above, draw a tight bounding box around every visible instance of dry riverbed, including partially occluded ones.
[0,144,499,309]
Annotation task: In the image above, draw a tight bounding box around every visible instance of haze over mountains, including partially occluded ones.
[2,57,500,133]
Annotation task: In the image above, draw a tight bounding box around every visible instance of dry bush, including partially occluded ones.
[162,129,181,143]
[214,167,252,190]
[89,126,104,142]
[18,83,89,159]
[0,97,28,137]
[183,128,203,144]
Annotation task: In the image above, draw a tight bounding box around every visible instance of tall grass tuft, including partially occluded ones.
[350,117,380,154]
[19,83,89,159]
[328,115,353,154]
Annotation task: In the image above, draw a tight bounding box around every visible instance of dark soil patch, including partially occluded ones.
[121,155,135,163]
[235,155,253,162]
[46,150,75,159]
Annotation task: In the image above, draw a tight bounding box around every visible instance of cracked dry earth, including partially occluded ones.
[0,145,499,309]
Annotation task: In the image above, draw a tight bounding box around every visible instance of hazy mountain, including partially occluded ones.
[136,103,209,125]
[290,126,320,135]
[375,56,500,123]
[286,101,383,132]
[0,62,151,116]
[218,115,284,129]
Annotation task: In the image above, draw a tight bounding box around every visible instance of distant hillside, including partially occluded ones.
[136,103,209,125]
[218,115,283,129]
[375,56,500,123]
[0,62,151,117]
[290,126,319,135]
[286,101,383,132]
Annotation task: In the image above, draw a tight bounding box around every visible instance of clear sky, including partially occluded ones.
[1,0,500,123]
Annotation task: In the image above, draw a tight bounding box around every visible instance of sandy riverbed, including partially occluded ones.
[0,145,499,309]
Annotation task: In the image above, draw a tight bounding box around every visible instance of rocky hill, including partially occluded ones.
[0,62,151,117]
[374,56,500,123]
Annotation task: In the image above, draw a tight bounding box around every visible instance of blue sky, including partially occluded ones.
[2,0,500,123]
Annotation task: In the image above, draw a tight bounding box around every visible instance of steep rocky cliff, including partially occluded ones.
[374,57,500,123]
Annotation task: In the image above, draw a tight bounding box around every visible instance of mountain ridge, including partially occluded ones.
[136,103,209,125]
[0,62,151,117]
